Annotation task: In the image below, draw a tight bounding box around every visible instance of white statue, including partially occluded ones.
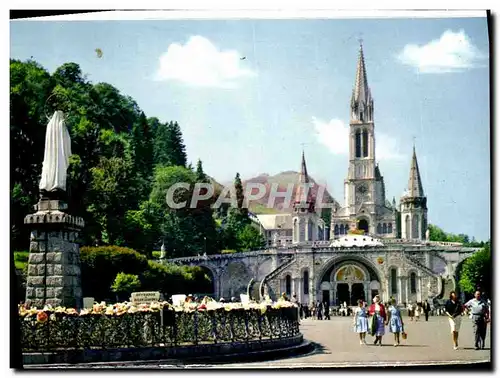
[425,228,430,241]
[39,111,71,193]
[160,243,166,259]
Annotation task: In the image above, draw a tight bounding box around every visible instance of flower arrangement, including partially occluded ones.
[18,298,298,319]
[19,298,300,353]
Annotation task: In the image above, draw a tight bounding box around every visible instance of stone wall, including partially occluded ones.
[24,200,84,309]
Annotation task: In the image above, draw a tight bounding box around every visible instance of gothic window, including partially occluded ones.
[339,224,345,235]
[410,272,417,294]
[293,219,298,242]
[390,268,397,294]
[383,223,387,234]
[412,215,420,239]
[405,215,411,239]
[362,130,369,157]
[388,223,393,234]
[334,224,339,236]
[345,224,350,234]
[355,131,361,158]
[303,270,309,295]
[307,221,313,240]
[285,275,292,296]
[377,223,382,234]
[299,221,306,241]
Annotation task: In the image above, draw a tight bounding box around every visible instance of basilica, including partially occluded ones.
[171,45,479,307]
[255,44,427,247]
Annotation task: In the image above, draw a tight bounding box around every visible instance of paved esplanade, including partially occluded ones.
[221,316,491,368]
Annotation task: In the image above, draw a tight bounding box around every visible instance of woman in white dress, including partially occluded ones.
[414,302,421,321]
[352,299,369,345]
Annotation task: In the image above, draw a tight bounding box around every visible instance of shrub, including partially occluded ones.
[80,246,149,301]
[111,272,141,301]
[152,251,161,259]
[140,261,213,298]
[14,251,29,271]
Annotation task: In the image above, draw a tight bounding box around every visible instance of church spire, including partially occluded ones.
[407,146,425,198]
[351,43,373,123]
[294,150,315,211]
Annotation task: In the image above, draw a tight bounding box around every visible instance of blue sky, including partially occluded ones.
[10,16,490,241]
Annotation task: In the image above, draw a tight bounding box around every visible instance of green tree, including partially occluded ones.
[153,121,187,167]
[459,242,491,296]
[111,272,141,301]
[428,224,448,242]
[10,59,54,250]
[237,224,266,251]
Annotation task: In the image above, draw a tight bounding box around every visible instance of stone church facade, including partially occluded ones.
[168,45,479,306]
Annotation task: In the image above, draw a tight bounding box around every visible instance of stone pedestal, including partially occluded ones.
[24,199,84,309]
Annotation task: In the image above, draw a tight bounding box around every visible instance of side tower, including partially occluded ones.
[292,151,319,244]
[400,146,428,240]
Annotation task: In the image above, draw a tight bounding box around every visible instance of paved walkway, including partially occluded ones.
[218,315,491,368]
[30,315,491,368]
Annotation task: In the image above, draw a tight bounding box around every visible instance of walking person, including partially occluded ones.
[316,301,323,320]
[464,291,490,350]
[445,291,464,350]
[422,300,431,321]
[386,298,404,347]
[353,299,369,345]
[324,301,331,320]
[368,295,386,346]
[414,302,421,322]
[407,301,414,321]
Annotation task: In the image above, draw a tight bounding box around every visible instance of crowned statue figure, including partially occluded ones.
[39,110,72,199]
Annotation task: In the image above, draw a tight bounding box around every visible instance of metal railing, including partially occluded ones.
[19,307,300,352]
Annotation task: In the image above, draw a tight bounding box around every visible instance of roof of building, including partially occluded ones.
[255,214,293,230]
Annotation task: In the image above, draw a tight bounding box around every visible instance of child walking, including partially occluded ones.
[387,298,404,346]
[353,299,369,345]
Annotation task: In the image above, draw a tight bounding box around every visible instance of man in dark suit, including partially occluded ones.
[423,300,431,321]
[324,302,330,320]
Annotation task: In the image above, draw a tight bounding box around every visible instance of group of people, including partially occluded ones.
[406,300,432,321]
[446,290,490,350]
[351,291,490,350]
[352,295,404,347]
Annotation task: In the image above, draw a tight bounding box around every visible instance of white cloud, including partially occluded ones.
[312,117,404,161]
[397,29,486,73]
[312,117,350,155]
[156,35,255,88]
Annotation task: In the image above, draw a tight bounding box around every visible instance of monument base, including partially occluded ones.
[24,199,84,309]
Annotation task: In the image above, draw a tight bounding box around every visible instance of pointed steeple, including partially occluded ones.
[352,44,370,104]
[298,150,309,184]
[407,146,424,198]
[294,150,315,211]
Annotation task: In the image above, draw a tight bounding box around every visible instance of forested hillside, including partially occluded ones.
[10,59,264,258]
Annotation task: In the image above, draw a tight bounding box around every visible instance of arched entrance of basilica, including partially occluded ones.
[358,219,369,234]
[318,259,381,306]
